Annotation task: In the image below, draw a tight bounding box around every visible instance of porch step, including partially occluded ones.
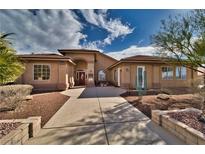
[87,83,96,87]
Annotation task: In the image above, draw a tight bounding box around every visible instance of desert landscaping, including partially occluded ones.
[121,88,205,144]
[122,92,203,118]
[0,85,70,140]
[0,9,205,145]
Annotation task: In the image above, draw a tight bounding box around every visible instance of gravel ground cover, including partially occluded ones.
[0,92,69,127]
[123,94,202,118]
[0,122,21,139]
[168,111,205,134]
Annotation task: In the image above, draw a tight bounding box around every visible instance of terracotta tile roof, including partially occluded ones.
[120,55,162,61]
[18,53,75,65]
[106,55,168,70]
[58,49,117,61]
[58,49,99,54]
[18,53,69,59]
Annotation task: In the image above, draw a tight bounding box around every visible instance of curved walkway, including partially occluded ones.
[26,87,185,145]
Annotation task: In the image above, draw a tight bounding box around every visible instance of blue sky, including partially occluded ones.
[0,9,191,59]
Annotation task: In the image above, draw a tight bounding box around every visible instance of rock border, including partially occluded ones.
[152,108,205,145]
[0,116,41,145]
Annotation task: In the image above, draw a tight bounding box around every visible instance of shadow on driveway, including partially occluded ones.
[78,86,126,98]
[27,86,184,145]
[27,97,169,145]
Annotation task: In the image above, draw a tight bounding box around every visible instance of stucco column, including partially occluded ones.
[57,62,68,90]
[87,61,95,86]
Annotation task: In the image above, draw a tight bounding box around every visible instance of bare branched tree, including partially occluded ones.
[152,10,205,122]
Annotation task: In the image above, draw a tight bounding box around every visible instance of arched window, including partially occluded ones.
[98,70,106,81]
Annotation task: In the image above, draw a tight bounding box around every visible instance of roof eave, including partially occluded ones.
[58,49,99,55]
[19,57,76,65]
[106,60,168,70]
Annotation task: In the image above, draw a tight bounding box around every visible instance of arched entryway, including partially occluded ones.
[98,70,106,81]
[74,59,88,86]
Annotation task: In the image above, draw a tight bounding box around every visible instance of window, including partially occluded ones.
[34,65,50,80]
[162,66,173,80]
[98,70,106,81]
[176,66,186,80]
[114,70,118,81]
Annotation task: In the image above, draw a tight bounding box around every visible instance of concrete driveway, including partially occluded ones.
[26,87,184,145]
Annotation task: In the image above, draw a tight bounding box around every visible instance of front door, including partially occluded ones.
[137,66,145,89]
[79,72,85,85]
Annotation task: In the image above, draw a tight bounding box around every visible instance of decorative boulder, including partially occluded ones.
[24,95,33,101]
[157,94,170,100]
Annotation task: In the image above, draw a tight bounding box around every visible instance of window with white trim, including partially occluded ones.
[162,66,173,80]
[34,64,50,80]
[176,66,186,80]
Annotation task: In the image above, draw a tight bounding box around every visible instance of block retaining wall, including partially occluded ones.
[152,108,205,145]
[0,116,41,145]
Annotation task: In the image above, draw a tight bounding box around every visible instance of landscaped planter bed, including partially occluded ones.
[0,117,41,145]
[0,122,21,139]
[123,94,202,118]
[0,92,69,126]
[152,108,205,145]
[168,111,205,134]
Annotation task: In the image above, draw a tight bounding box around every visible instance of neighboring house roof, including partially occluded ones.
[18,53,76,65]
[58,49,117,62]
[107,55,169,70]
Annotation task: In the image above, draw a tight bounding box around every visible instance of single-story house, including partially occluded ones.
[17,49,198,90]
[17,49,117,90]
[107,55,198,89]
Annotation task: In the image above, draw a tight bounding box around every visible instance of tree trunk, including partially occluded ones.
[203,73,205,115]
[202,99,205,114]
[199,73,205,123]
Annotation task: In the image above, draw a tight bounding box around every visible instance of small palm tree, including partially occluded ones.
[0,33,25,85]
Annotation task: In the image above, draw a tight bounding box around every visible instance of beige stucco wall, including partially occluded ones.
[17,60,74,90]
[95,53,117,82]
[64,53,95,62]
[64,53,95,86]
[64,52,116,85]
[108,62,198,89]
[17,51,116,89]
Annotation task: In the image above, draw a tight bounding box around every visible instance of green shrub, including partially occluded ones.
[0,84,33,112]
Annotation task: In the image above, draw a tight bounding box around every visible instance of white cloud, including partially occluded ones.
[107,45,157,60]
[0,10,86,54]
[0,10,134,55]
[82,40,104,52]
[80,9,134,47]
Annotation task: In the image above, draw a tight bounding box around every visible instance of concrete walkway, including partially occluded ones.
[26,87,185,145]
